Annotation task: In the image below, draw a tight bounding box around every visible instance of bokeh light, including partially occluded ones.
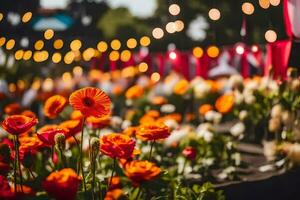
[127,38,137,49]
[109,51,120,61]
[52,52,62,63]
[22,12,32,23]
[193,47,204,58]
[138,62,148,72]
[152,28,164,39]
[15,50,24,60]
[34,40,44,50]
[207,46,220,58]
[0,37,6,47]
[208,8,221,21]
[54,39,64,49]
[111,39,121,50]
[169,4,180,16]
[166,22,176,34]
[242,2,255,15]
[70,39,82,51]
[44,29,54,40]
[140,36,151,47]
[23,50,32,60]
[97,41,108,52]
[259,0,270,9]
[6,39,15,50]
[265,30,277,42]
[175,20,184,32]
[270,0,280,6]
[151,72,161,82]
[73,66,83,76]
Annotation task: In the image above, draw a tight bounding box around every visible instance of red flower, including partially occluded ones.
[136,123,170,141]
[43,95,67,119]
[43,168,81,200]
[37,127,68,146]
[59,119,83,137]
[0,175,16,200]
[69,87,111,117]
[1,115,38,135]
[182,146,197,160]
[100,133,136,159]
[86,115,110,129]
[4,103,21,115]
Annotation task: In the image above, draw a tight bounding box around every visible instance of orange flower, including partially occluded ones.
[1,115,38,135]
[69,87,111,117]
[136,123,170,141]
[173,79,189,95]
[108,176,121,190]
[104,188,124,200]
[21,110,37,119]
[198,104,213,116]
[124,160,161,184]
[125,85,144,99]
[215,94,235,114]
[100,133,136,159]
[43,95,67,119]
[157,113,182,123]
[139,115,156,125]
[43,168,81,200]
[59,120,83,137]
[123,126,138,137]
[112,85,124,96]
[4,103,21,115]
[70,110,83,120]
[37,127,68,146]
[151,96,167,105]
[206,80,221,92]
[86,115,110,129]
[19,136,43,152]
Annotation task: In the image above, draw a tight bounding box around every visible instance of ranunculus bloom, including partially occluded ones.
[136,123,170,141]
[105,188,124,200]
[37,127,68,146]
[124,160,161,184]
[43,95,67,119]
[100,133,136,159]
[19,136,43,161]
[125,85,144,99]
[108,176,121,190]
[69,87,111,117]
[198,104,213,116]
[59,119,83,137]
[156,113,182,124]
[4,103,21,115]
[43,168,81,200]
[215,94,234,114]
[86,115,110,129]
[123,126,138,137]
[151,96,167,105]
[1,115,38,135]
[182,146,197,160]
[21,110,37,119]
[173,79,189,95]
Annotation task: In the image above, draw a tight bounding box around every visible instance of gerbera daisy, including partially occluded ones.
[69,87,111,118]
[43,95,67,119]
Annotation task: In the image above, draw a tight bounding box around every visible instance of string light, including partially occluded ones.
[242,2,255,15]
[44,29,54,40]
[207,46,220,58]
[70,39,82,51]
[23,50,32,60]
[64,51,75,64]
[97,41,108,52]
[235,45,245,55]
[120,50,131,62]
[14,50,24,60]
[151,72,160,82]
[169,51,177,60]
[6,39,15,50]
[259,0,270,9]
[265,29,277,42]
[166,22,176,34]
[54,39,64,49]
[208,8,221,21]
[270,0,280,6]
[138,62,148,72]
[140,36,151,47]
[193,47,204,58]
[109,51,119,61]
[34,40,44,50]
[22,12,32,23]
[169,4,180,16]
[52,52,62,63]
[127,38,137,49]
[33,50,49,62]
[111,39,121,50]
[175,20,184,32]
[83,48,95,61]
[152,28,164,39]
[0,37,6,46]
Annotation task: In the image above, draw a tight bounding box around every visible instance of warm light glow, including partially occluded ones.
[265,30,277,42]
[207,46,220,58]
[138,62,148,72]
[208,8,221,21]
[82,48,95,61]
[175,20,184,32]
[54,39,64,49]
[111,39,121,50]
[62,72,72,82]
[127,38,137,49]
[22,12,32,23]
[152,28,164,39]
[169,52,177,60]
[70,39,82,51]
[6,39,15,50]
[121,50,131,62]
[33,51,49,62]
[64,51,75,64]
[151,72,161,82]
[242,2,255,15]
[169,4,180,16]
[140,36,151,47]
[97,41,108,52]
[109,51,120,61]
[31,79,41,90]
[44,29,54,40]
[73,66,83,76]
[52,52,62,63]
[122,66,136,78]
[23,50,32,60]
[14,50,24,60]
[34,40,44,50]
[0,37,6,47]
[236,45,245,55]
[259,0,270,9]
[9,83,16,93]
[251,45,259,52]
[270,0,280,6]
[193,47,204,58]
[42,78,54,92]
[166,22,176,34]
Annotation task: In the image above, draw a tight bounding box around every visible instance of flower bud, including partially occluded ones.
[55,133,66,150]
[182,146,197,160]
[90,137,100,154]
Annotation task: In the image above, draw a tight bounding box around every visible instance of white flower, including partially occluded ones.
[204,111,222,124]
[193,81,211,99]
[201,158,214,167]
[163,119,179,130]
[244,94,256,104]
[234,91,244,105]
[282,110,292,125]
[121,120,132,130]
[164,128,188,147]
[197,129,213,143]
[271,104,283,118]
[160,104,176,113]
[228,74,243,89]
[232,153,241,166]
[239,110,248,121]
[230,122,245,138]
[110,116,123,129]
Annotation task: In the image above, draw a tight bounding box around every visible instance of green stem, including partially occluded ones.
[135,187,141,200]
[91,150,97,200]
[181,158,187,175]
[13,136,17,193]
[98,181,103,200]
[108,158,117,189]
[72,136,80,174]
[149,141,155,160]
[16,135,23,193]
[80,117,87,192]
